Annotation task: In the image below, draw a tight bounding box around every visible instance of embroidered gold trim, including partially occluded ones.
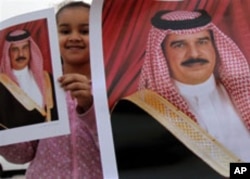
[44,72,53,122]
[123,89,241,177]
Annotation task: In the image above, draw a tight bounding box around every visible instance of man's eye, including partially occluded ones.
[198,39,209,45]
[172,43,184,48]
[10,47,18,52]
[23,45,29,50]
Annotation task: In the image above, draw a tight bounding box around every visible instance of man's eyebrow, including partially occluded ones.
[169,36,211,47]
[198,36,211,41]
[169,40,185,47]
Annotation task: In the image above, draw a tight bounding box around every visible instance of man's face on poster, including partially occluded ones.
[163,30,216,85]
[9,40,31,70]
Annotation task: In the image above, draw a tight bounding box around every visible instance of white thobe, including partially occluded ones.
[174,75,250,162]
[13,67,43,108]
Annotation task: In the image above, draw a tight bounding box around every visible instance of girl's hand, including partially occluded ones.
[58,74,92,113]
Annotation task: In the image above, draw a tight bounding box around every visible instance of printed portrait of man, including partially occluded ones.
[100,0,250,178]
[138,9,250,162]
[0,25,58,130]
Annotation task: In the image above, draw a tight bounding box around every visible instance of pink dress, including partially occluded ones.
[0,93,103,179]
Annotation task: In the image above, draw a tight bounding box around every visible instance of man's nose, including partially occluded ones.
[187,44,199,58]
[19,49,24,56]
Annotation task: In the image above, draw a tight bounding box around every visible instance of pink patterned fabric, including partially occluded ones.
[0,92,103,179]
[138,10,250,128]
[0,29,47,107]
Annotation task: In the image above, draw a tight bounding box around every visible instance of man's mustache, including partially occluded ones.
[181,58,209,66]
[16,56,27,61]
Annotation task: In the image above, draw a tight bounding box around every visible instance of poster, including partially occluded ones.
[90,0,250,178]
[0,8,70,146]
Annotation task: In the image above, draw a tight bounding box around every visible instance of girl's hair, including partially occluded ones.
[56,1,90,22]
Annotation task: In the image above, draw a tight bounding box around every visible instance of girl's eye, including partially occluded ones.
[80,29,89,35]
[59,29,71,35]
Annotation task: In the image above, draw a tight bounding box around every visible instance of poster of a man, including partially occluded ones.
[0,28,58,130]
[138,9,250,162]
[0,8,69,147]
[90,0,250,178]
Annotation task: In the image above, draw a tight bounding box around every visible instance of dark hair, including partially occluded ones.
[56,1,90,23]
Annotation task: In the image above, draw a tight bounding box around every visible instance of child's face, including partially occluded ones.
[57,6,89,66]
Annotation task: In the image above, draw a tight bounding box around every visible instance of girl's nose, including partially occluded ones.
[69,32,81,41]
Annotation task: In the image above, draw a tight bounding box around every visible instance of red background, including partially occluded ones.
[102,0,250,109]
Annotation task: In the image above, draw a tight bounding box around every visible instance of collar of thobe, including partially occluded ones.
[173,74,216,98]
[12,66,30,78]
